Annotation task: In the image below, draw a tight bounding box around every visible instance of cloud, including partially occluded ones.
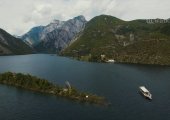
[23,4,52,24]
[0,0,170,35]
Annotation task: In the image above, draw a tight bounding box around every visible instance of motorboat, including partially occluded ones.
[139,86,152,100]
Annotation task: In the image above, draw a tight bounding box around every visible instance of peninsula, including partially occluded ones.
[0,72,108,106]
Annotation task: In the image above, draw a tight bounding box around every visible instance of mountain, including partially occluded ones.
[21,15,87,53]
[62,15,170,65]
[21,26,44,46]
[0,28,34,55]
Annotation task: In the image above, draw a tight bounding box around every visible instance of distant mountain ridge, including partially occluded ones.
[0,28,33,55]
[12,14,170,65]
[21,15,87,53]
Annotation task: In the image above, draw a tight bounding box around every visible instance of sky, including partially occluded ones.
[0,0,170,35]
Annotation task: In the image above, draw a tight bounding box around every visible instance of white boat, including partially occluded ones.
[107,59,115,63]
[139,86,152,100]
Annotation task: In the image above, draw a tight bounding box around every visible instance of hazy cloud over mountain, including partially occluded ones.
[0,0,170,35]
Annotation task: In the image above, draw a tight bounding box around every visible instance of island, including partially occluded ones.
[0,72,109,106]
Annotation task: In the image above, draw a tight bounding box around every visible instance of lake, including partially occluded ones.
[0,54,170,120]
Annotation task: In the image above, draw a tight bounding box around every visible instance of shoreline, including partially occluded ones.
[61,55,170,67]
[1,53,169,66]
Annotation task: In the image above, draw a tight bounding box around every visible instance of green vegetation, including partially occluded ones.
[0,72,108,106]
[62,15,170,65]
[34,41,58,54]
[62,15,124,61]
[116,40,170,65]
[0,28,34,55]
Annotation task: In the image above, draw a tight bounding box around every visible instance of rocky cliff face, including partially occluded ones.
[21,26,44,46]
[21,15,87,53]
